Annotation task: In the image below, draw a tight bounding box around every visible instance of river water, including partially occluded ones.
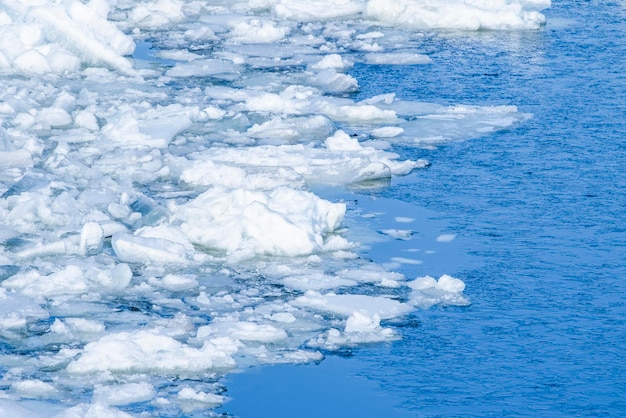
[222,1,626,416]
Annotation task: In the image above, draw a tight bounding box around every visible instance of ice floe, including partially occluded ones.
[0,0,545,413]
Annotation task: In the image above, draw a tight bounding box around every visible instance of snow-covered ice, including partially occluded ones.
[0,0,545,414]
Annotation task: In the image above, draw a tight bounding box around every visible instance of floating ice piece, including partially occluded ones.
[102,105,198,148]
[390,256,423,265]
[229,18,291,43]
[408,275,438,290]
[316,101,399,124]
[292,290,413,319]
[366,0,550,31]
[307,311,398,350]
[79,222,104,256]
[0,149,32,168]
[11,379,58,398]
[28,1,135,73]
[244,87,313,115]
[0,287,48,329]
[324,129,362,151]
[54,402,133,418]
[2,264,132,297]
[203,105,227,120]
[436,274,466,292]
[178,387,224,408]
[93,383,156,406]
[273,0,364,20]
[436,233,456,243]
[73,110,99,131]
[127,0,185,29]
[0,398,46,417]
[393,104,531,146]
[149,274,198,291]
[165,58,242,78]
[173,186,347,260]
[93,264,133,290]
[408,274,469,308]
[246,115,334,142]
[51,318,106,335]
[337,267,406,287]
[2,265,89,297]
[191,133,425,188]
[12,239,70,261]
[111,233,191,265]
[395,216,415,223]
[282,272,358,291]
[1,174,48,199]
[345,311,382,333]
[309,69,359,94]
[180,160,305,190]
[380,229,413,240]
[197,320,288,343]
[310,54,353,71]
[235,84,400,123]
[371,126,404,138]
[66,329,237,374]
[36,107,72,128]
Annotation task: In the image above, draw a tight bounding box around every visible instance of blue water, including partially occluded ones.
[222,1,626,416]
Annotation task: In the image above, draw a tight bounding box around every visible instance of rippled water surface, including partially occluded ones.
[223,1,626,416]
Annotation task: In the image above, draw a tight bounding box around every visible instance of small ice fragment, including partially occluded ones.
[178,387,224,407]
[229,322,288,343]
[1,174,48,198]
[2,265,88,297]
[408,275,438,290]
[0,150,32,168]
[79,222,104,256]
[390,257,422,265]
[380,229,413,240]
[283,273,357,291]
[437,274,465,293]
[93,383,156,406]
[64,318,106,334]
[292,291,412,319]
[310,54,352,71]
[66,329,236,374]
[344,311,381,333]
[55,402,134,418]
[270,312,297,323]
[0,288,49,329]
[152,274,198,291]
[203,106,226,120]
[74,110,99,131]
[437,234,456,243]
[11,380,58,398]
[310,70,359,94]
[371,126,404,138]
[111,233,190,264]
[229,18,290,43]
[395,217,414,223]
[95,263,133,290]
[324,130,362,151]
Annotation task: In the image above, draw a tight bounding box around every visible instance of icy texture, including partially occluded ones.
[0,0,544,414]
[0,0,135,74]
[366,0,551,30]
